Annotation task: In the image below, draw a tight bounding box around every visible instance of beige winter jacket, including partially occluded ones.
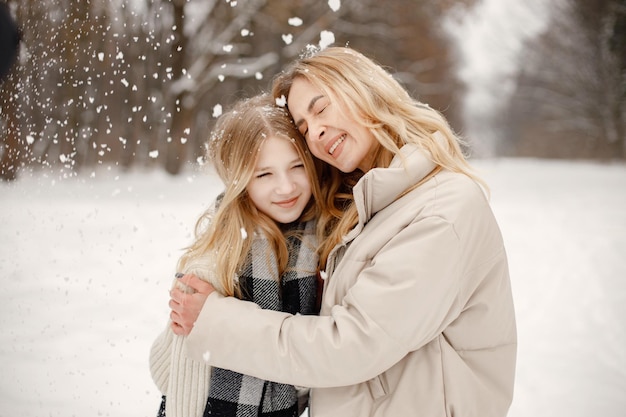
[186,144,517,417]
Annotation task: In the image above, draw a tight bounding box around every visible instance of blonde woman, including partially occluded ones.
[172,47,517,417]
[150,94,322,417]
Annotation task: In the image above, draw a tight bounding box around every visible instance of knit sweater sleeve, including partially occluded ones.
[165,334,212,417]
[149,321,213,417]
[149,322,174,394]
[161,252,217,416]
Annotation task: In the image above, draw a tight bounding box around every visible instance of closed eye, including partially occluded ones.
[297,99,329,138]
[299,109,324,138]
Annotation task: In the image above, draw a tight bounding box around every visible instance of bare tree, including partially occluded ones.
[1,0,466,180]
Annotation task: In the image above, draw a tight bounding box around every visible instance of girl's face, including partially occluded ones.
[287,77,378,173]
[246,135,312,224]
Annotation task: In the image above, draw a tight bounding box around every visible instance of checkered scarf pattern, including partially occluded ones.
[203,220,319,417]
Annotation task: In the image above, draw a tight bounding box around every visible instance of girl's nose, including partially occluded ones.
[276,174,296,194]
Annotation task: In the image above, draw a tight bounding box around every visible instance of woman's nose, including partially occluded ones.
[308,120,325,141]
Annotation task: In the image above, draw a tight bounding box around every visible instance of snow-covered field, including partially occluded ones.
[1,158,625,417]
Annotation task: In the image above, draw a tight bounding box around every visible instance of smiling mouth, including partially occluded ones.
[276,197,298,208]
[329,134,346,155]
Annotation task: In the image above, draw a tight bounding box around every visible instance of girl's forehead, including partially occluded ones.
[254,135,301,165]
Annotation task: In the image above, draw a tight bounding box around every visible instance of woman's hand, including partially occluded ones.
[169,274,215,336]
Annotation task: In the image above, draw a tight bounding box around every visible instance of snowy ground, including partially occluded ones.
[1,158,625,417]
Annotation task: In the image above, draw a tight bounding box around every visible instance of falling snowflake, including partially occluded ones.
[275,95,287,107]
[149,150,159,158]
[212,104,223,118]
[319,30,335,49]
[328,0,340,12]
[282,34,293,45]
[288,17,303,27]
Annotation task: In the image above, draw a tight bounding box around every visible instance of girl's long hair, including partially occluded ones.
[177,94,321,297]
[272,46,487,269]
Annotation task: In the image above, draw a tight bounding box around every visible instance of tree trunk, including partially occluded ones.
[164,0,191,175]
[0,71,22,181]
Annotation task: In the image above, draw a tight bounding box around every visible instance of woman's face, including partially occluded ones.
[287,77,377,173]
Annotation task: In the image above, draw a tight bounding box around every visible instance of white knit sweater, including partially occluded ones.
[149,254,218,417]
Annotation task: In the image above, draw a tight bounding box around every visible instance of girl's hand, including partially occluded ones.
[169,274,215,336]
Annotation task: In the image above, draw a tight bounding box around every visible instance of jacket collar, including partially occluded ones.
[352,144,436,226]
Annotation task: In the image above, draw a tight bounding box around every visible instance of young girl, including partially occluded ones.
[149,93,322,417]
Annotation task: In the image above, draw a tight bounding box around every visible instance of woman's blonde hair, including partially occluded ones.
[272,46,486,269]
[177,94,321,297]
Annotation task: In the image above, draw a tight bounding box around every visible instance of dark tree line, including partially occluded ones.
[503,0,626,159]
[2,0,623,182]
[0,0,462,181]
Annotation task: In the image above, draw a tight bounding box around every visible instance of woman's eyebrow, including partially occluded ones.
[294,95,324,129]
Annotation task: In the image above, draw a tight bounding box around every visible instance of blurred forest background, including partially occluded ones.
[0,0,624,181]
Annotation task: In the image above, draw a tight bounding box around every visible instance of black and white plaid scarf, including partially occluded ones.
[203,219,319,417]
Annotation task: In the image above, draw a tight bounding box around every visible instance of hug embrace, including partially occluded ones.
[155,46,517,417]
